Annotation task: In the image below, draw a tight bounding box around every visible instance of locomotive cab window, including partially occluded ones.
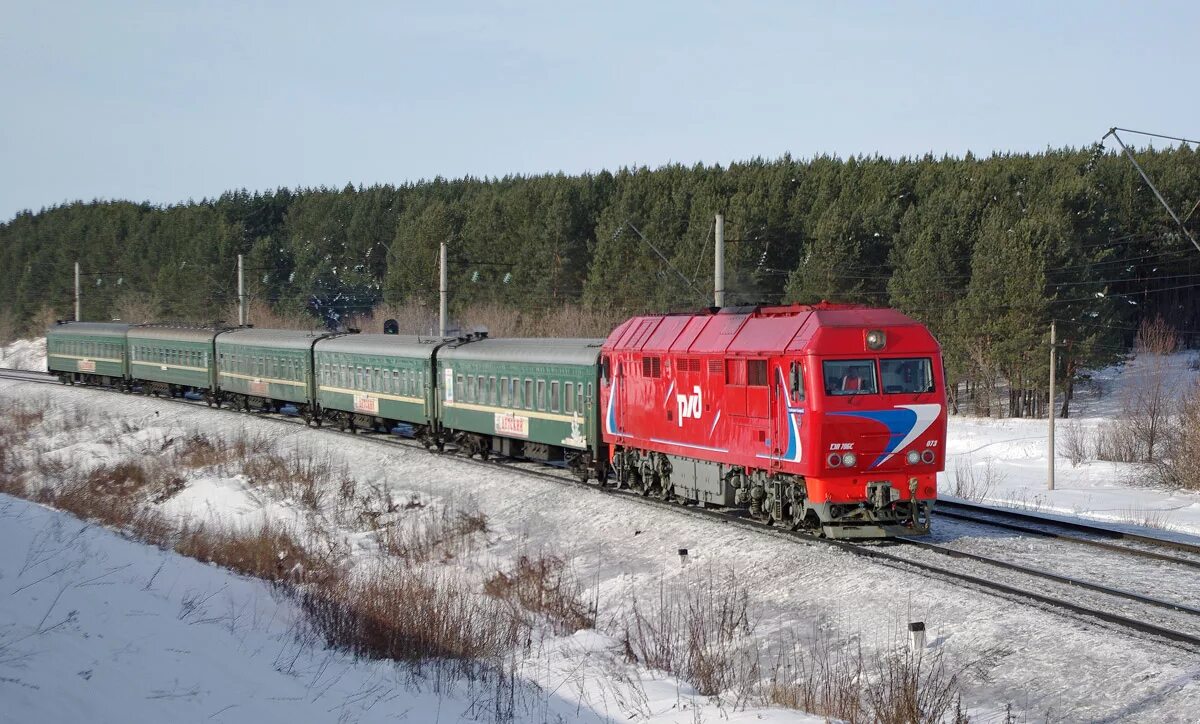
[880,358,935,394]
[822,360,879,395]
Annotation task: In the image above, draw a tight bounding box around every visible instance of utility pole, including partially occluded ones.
[438,240,448,337]
[714,213,725,308]
[1048,320,1057,491]
[74,261,81,321]
[237,254,247,326]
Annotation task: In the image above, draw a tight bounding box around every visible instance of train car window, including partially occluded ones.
[747,360,768,386]
[500,377,509,406]
[822,360,879,395]
[489,376,497,405]
[586,383,592,406]
[392,370,400,393]
[524,379,533,410]
[457,374,466,401]
[550,381,560,412]
[478,375,486,403]
[537,380,546,410]
[880,358,935,394]
[565,382,574,413]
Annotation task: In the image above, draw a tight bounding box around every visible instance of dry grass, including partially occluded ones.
[621,569,759,698]
[345,299,628,338]
[484,555,596,635]
[175,519,330,584]
[242,446,351,511]
[296,564,526,669]
[950,456,1005,501]
[222,299,322,331]
[375,501,489,563]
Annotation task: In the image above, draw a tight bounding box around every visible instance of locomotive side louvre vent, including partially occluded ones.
[708,359,724,378]
[677,357,701,373]
[642,356,662,378]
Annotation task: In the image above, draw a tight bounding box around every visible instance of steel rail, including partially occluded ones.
[4,373,1200,650]
[937,499,1200,557]
[934,508,1200,570]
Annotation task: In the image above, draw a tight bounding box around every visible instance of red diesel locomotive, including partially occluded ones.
[600,303,946,538]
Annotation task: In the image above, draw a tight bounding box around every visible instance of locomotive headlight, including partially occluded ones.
[865,329,887,351]
[826,453,842,468]
[906,450,921,465]
[842,452,857,467]
[921,450,936,464]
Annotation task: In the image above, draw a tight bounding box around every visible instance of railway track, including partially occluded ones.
[4,369,1200,651]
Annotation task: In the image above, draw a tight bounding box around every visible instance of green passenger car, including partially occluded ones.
[215,329,331,415]
[435,338,604,477]
[313,334,444,442]
[127,325,228,398]
[46,322,132,386]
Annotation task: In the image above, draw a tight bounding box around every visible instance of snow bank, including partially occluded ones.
[0,336,46,371]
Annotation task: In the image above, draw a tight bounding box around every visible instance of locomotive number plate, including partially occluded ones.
[494,412,529,438]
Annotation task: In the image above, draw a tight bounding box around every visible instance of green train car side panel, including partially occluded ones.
[314,350,433,425]
[216,343,312,404]
[46,324,131,379]
[129,339,214,389]
[436,358,598,451]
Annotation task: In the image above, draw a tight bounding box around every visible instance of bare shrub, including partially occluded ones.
[1134,316,1179,356]
[950,456,1004,501]
[1101,317,1179,465]
[1093,420,1142,464]
[175,519,329,584]
[484,554,595,634]
[1060,420,1090,467]
[296,563,526,668]
[1156,380,1200,491]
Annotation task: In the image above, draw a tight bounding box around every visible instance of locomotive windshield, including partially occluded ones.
[880,357,935,394]
[822,360,878,395]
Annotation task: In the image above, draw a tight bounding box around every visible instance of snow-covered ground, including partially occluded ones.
[1,493,817,724]
[0,336,46,371]
[945,351,1200,536]
[4,339,1200,721]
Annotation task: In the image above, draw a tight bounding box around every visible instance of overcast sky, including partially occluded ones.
[1,1,1197,222]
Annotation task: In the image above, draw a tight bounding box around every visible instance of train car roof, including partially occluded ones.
[128,325,231,344]
[216,328,332,350]
[46,321,132,338]
[314,334,449,358]
[439,338,605,366]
